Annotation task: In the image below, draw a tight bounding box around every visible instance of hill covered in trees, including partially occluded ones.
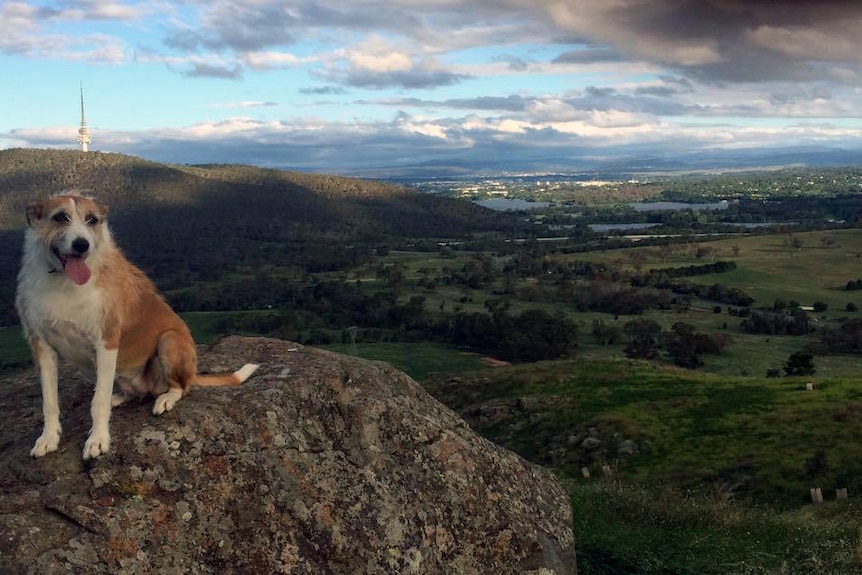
[0,148,511,235]
[0,148,526,325]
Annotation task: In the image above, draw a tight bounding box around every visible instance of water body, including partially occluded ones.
[474,198,553,211]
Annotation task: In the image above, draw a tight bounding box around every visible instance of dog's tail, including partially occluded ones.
[194,363,259,387]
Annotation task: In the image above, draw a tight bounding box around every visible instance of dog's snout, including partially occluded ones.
[71,237,90,255]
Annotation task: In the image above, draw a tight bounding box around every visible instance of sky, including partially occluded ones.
[3,0,862,175]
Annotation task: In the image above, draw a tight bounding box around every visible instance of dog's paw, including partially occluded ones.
[153,389,182,415]
[111,392,130,408]
[82,429,111,460]
[30,427,62,457]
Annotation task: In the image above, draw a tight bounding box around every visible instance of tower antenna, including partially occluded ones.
[77,83,91,152]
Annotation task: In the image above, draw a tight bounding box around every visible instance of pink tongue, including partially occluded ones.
[64,257,92,285]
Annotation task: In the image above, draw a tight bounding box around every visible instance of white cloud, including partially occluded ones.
[241,50,307,69]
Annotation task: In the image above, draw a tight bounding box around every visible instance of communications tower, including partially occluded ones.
[77,83,91,152]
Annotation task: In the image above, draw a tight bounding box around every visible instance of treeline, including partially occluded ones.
[208,280,578,364]
[812,318,862,355]
[448,307,577,363]
[592,318,731,369]
[741,309,814,336]
[646,260,737,279]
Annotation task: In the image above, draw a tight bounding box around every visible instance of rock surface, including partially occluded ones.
[0,336,575,574]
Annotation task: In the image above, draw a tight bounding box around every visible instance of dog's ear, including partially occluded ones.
[25,201,45,227]
[96,202,109,218]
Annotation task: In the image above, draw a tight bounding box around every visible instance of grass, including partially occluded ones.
[574,229,862,313]
[321,341,489,380]
[422,358,862,507]
[421,357,862,572]
[0,325,30,373]
[572,480,862,574]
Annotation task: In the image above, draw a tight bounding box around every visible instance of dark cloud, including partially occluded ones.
[355,95,528,112]
[299,86,349,95]
[568,87,695,117]
[634,77,694,97]
[164,1,423,54]
[584,86,616,98]
[552,46,623,65]
[325,67,470,90]
[493,54,531,71]
[182,62,243,80]
[769,86,833,106]
[437,95,528,112]
[532,0,862,84]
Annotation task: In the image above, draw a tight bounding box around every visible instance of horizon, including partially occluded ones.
[3,1,862,175]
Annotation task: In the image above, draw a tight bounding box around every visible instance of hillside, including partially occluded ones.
[0,148,522,325]
[423,357,862,573]
[0,148,506,234]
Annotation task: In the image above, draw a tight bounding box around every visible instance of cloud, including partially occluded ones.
[327,66,469,89]
[522,0,862,84]
[8,108,862,175]
[181,62,244,80]
[553,46,623,65]
[7,0,862,174]
[299,86,349,95]
[206,101,279,109]
[240,50,307,70]
[165,2,299,52]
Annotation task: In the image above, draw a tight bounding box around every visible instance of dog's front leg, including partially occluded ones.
[31,339,61,457]
[82,343,119,460]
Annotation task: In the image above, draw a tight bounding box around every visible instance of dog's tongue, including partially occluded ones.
[63,257,92,286]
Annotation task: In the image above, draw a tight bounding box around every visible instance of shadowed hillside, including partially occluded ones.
[0,148,524,326]
[0,148,507,235]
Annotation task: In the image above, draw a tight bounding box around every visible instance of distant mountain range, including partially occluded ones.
[349,144,862,180]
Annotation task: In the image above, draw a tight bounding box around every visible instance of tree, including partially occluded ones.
[784,352,816,377]
[622,318,662,360]
[789,235,804,251]
[592,319,622,345]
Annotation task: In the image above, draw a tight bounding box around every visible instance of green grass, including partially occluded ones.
[0,325,29,372]
[572,480,862,574]
[422,357,862,572]
[423,358,862,507]
[320,341,489,380]
[574,229,862,313]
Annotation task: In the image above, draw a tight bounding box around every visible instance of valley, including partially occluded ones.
[3,149,862,572]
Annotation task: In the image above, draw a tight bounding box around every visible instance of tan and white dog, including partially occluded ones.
[16,193,258,460]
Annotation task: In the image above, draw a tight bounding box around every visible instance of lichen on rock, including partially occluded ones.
[0,336,575,574]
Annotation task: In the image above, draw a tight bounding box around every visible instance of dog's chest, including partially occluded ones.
[21,278,104,366]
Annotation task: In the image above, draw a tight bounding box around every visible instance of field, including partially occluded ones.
[422,357,862,573]
[5,218,862,571]
[574,229,862,313]
[321,341,490,380]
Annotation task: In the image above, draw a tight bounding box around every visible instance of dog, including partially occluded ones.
[16,193,259,460]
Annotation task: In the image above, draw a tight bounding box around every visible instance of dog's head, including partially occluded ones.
[25,194,110,286]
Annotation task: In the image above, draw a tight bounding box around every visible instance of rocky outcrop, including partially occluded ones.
[0,336,575,574]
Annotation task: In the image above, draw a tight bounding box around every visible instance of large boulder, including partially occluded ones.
[0,336,575,574]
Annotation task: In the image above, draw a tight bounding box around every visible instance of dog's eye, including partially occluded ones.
[85,214,99,226]
[52,212,70,223]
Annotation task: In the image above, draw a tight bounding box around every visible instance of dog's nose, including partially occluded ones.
[71,237,90,254]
